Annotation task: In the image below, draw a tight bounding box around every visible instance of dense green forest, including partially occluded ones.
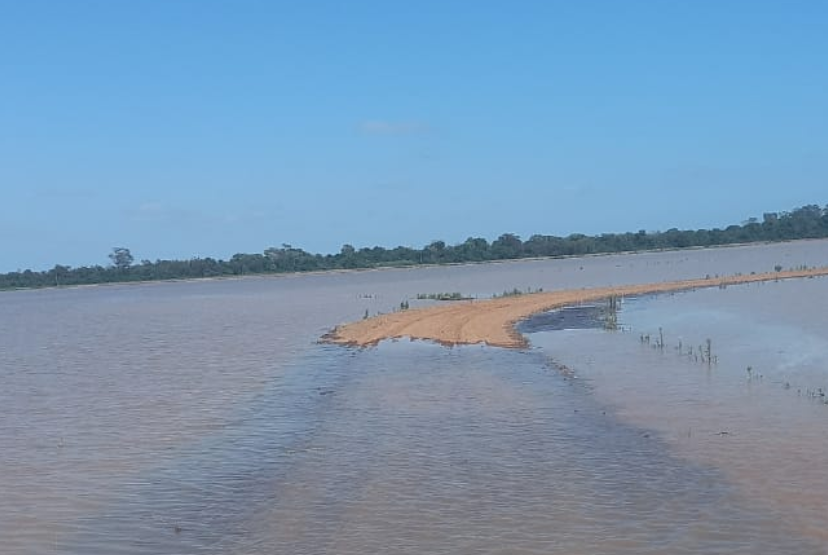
[2,204,827,290]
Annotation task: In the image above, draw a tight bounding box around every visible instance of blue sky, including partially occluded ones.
[1,1,826,271]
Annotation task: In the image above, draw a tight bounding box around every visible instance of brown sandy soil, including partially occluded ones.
[322,268,828,349]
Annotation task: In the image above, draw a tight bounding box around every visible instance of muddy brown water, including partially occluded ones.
[1,240,827,554]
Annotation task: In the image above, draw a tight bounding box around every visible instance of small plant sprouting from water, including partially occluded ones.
[645,327,665,350]
[603,294,620,331]
[640,327,717,367]
[798,387,828,405]
[745,366,762,382]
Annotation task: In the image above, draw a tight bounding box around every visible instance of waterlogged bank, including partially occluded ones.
[323,267,828,348]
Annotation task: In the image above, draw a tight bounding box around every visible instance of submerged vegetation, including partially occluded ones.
[493,286,544,298]
[602,295,620,330]
[641,327,718,366]
[416,286,546,301]
[636,324,828,407]
[2,204,828,290]
[416,292,470,301]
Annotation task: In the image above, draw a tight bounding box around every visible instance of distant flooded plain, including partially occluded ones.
[1,240,827,554]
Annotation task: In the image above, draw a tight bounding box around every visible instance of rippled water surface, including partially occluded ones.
[529,276,828,549]
[1,240,827,554]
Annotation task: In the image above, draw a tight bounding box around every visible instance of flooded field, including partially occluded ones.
[1,240,827,554]
[531,276,828,547]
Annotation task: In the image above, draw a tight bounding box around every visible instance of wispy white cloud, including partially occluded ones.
[125,201,208,225]
[358,120,430,136]
[125,201,273,228]
[135,201,165,214]
[560,183,592,195]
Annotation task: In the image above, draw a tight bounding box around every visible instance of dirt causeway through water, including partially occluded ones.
[323,267,828,348]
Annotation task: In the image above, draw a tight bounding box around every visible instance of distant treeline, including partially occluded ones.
[2,204,827,290]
